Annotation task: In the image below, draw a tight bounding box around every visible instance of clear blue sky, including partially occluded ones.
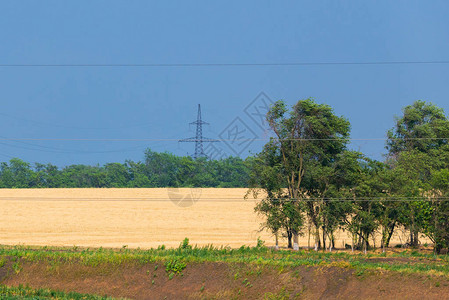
[0,1,448,166]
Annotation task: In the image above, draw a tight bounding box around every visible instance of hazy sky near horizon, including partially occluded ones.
[0,1,448,166]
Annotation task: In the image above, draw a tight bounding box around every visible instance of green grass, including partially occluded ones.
[0,284,120,299]
[0,242,448,278]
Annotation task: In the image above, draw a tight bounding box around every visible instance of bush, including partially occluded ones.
[180,238,192,250]
[165,259,186,274]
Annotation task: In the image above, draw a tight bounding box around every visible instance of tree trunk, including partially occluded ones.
[287,230,293,249]
[275,233,279,250]
[351,234,354,252]
[315,226,321,250]
[412,230,419,248]
[293,233,299,250]
[357,234,362,249]
[385,222,396,248]
[307,223,311,249]
[322,228,326,251]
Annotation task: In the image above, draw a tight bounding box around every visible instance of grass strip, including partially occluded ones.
[0,243,448,278]
[0,284,121,300]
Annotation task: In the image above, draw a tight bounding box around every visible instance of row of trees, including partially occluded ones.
[0,150,251,188]
[249,99,449,254]
[1,98,448,253]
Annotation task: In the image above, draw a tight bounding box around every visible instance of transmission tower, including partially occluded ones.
[179,104,219,159]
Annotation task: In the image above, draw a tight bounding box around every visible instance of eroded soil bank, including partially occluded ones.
[1,258,448,299]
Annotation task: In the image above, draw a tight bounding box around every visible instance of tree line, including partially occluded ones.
[0,150,251,188]
[248,99,449,254]
[2,99,449,253]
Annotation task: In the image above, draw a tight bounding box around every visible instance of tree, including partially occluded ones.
[104,163,130,187]
[251,98,350,249]
[425,169,449,253]
[0,158,35,188]
[249,138,304,248]
[387,100,449,247]
[387,100,449,155]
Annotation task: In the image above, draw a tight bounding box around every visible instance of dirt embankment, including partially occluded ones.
[1,258,448,299]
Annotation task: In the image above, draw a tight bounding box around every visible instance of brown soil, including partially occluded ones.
[1,259,449,299]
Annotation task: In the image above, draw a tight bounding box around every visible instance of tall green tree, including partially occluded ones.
[425,169,449,253]
[249,139,304,248]
[251,98,350,249]
[387,100,449,247]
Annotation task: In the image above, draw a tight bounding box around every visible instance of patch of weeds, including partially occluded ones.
[180,238,192,250]
[200,285,205,292]
[168,272,174,280]
[292,269,301,279]
[278,265,284,274]
[12,261,21,274]
[256,237,265,248]
[0,284,115,299]
[435,281,440,287]
[264,287,290,300]
[165,259,186,275]
[242,278,252,287]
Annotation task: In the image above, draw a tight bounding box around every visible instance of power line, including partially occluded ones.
[0,112,156,131]
[0,137,446,141]
[0,197,447,202]
[1,61,449,67]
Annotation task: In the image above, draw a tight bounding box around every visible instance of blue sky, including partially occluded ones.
[0,1,448,166]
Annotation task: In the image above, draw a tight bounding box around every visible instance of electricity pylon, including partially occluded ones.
[179,104,219,159]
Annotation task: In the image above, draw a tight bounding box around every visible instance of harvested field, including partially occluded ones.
[0,188,423,249]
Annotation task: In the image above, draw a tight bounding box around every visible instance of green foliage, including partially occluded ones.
[251,98,351,249]
[386,100,449,252]
[0,284,117,299]
[0,150,252,188]
[165,259,186,274]
[387,100,449,154]
[1,244,449,280]
[180,238,192,250]
[251,98,449,253]
[264,287,291,300]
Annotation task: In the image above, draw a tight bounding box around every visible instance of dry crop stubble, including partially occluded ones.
[0,188,270,248]
[0,188,414,249]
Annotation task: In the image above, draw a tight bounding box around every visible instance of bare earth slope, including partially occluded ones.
[2,259,448,300]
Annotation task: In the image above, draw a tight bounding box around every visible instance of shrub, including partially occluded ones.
[165,259,186,274]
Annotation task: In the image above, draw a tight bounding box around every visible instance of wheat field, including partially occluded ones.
[0,188,415,249]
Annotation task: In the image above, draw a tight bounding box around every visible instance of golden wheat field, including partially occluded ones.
[0,188,417,249]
